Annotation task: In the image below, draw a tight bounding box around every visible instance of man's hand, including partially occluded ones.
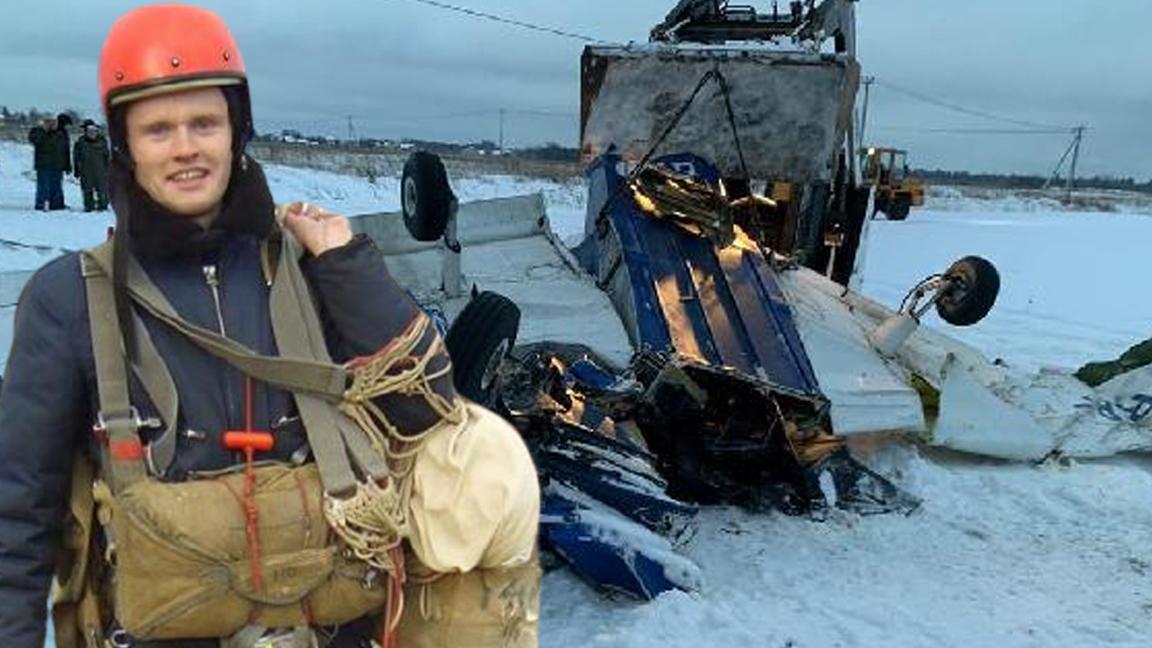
[280,201,353,256]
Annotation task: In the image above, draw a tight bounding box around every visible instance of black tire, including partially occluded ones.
[886,195,911,221]
[936,256,1000,326]
[445,291,521,406]
[401,151,454,242]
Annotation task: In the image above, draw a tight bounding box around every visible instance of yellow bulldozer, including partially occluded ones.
[860,147,925,221]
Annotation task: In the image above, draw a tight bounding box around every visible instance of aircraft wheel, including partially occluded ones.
[445,291,521,406]
[401,151,454,241]
[936,256,1000,326]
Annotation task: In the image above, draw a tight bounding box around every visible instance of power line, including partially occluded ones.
[396,0,608,43]
[873,126,1072,136]
[369,110,496,123]
[505,108,576,119]
[874,78,1073,132]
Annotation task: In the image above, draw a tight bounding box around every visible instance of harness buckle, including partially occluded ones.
[93,407,165,469]
[92,407,163,435]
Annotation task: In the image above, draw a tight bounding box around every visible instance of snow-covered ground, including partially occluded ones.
[926,184,1152,216]
[1,140,1149,647]
[859,207,1152,374]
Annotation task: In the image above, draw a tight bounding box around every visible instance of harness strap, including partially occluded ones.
[129,310,180,473]
[268,234,390,490]
[80,249,147,491]
[83,235,380,497]
[83,242,182,478]
[122,251,349,400]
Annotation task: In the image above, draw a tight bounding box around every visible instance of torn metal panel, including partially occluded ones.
[540,492,703,601]
[583,154,823,402]
[633,352,915,515]
[502,342,916,515]
[581,46,860,182]
[502,343,697,534]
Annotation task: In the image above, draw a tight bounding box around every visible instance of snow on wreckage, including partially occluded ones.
[346,0,1150,601]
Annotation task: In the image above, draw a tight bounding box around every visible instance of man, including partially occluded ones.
[0,5,539,648]
[27,114,72,210]
[73,119,110,212]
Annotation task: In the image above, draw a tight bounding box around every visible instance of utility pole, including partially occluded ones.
[858,76,875,150]
[1044,125,1087,202]
[1065,125,1084,203]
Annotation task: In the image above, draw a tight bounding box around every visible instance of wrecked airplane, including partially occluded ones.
[349,1,1148,600]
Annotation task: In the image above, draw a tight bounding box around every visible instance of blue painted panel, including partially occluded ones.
[575,152,822,400]
[745,252,823,393]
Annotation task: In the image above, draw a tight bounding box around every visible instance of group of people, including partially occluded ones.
[27,113,110,212]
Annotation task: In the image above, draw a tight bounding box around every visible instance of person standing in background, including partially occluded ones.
[28,117,59,210]
[48,113,73,209]
[73,119,110,211]
[27,113,72,210]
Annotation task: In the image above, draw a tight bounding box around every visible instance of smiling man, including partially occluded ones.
[0,5,540,648]
[124,88,233,227]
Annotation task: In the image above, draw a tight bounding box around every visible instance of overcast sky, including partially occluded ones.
[1,0,1148,178]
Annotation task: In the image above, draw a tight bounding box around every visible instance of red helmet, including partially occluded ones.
[99,4,246,113]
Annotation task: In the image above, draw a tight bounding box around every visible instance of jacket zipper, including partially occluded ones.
[203,265,227,335]
[203,264,238,442]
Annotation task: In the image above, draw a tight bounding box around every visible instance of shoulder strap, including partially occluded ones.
[83,242,182,477]
[267,232,391,490]
[117,252,348,399]
[80,242,147,491]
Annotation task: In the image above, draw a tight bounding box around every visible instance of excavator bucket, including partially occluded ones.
[580,46,860,183]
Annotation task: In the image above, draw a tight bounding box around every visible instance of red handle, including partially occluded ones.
[223,431,275,452]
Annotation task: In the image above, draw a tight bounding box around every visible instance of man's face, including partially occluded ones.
[44,118,56,130]
[125,87,233,225]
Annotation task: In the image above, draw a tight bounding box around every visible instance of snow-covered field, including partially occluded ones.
[1,140,1149,647]
[927,184,1152,216]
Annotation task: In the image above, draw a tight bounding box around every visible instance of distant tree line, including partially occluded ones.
[253,127,582,162]
[516,143,580,162]
[0,106,86,126]
[911,168,1152,194]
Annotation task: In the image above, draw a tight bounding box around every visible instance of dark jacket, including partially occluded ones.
[0,161,453,646]
[73,134,110,185]
[28,126,72,172]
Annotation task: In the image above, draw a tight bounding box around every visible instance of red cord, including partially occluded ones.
[379,547,406,648]
[243,446,262,592]
[240,376,264,592]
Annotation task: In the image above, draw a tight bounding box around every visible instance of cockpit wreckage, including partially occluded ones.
[348,0,1152,601]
